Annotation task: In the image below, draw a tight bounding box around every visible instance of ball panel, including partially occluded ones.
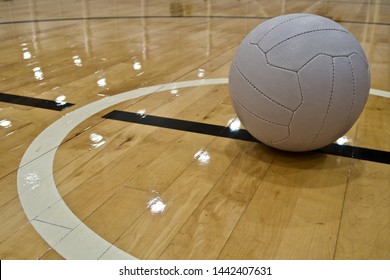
[280,54,334,151]
[231,98,290,144]
[229,62,293,126]
[234,40,302,110]
[344,53,371,128]
[268,30,365,71]
[307,57,355,149]
[258,14,349,53]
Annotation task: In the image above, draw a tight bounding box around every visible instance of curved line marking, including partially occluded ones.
[16,79,388,259]
[370,88,390,98]
[16,78,228,260]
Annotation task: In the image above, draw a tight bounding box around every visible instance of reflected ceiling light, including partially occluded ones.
[194,149,210,165]
[55,95,67,106]
[170,89,179,95]
[97,78,107,87]
[33,67,44,81]
[227,118,241,132]
[23,51,32,60]
[146,196,167,214]
[23,172,40,191]
[73,55,82,67]
[0,119,12,128]
[336,136,350,145]
[136,109,146,118]
[89,133,106,149]
[198,68,205,78]
[133,62,142,70]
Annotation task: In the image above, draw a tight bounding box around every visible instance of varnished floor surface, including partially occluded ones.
[0,0,389,260]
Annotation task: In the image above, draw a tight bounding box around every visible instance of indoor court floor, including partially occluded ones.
[0,0,389,260]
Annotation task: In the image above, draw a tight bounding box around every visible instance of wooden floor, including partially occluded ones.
[0,0,389,260]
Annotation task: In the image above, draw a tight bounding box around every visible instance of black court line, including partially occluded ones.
[103,110,390,165]
[0,15,388,26]
[0,92,74,111]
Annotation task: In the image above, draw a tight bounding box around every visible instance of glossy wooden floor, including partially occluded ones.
[0,0,389,260]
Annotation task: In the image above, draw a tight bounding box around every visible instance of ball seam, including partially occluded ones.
[344,56,357,133]
[297,52,363,72]
[230,91,289,127]
[308,57,336,148]
[233,60,295,112]
[264,28,351,54]
[255,14,312,45]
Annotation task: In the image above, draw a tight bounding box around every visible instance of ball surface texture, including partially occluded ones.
[229,13,370,151]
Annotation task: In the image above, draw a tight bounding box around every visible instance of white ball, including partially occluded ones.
[229,13,370,152]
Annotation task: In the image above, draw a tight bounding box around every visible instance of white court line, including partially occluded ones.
[16,78,228,260]
[16,79,388,259]
[370,88,390,99]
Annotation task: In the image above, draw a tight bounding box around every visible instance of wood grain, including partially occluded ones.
[0,0,388,259]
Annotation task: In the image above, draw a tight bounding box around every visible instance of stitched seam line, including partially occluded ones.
[297,52,363,72]
[230,94,288,126]
[255,44,297,73]
[344,56,357,132]
[308,57,336,147]
[272,74,305,145]
[265,28,351,54]
[231,94,291,143]
[254,45,304,115]
[233,60,294,112]
[256,14,312,44]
